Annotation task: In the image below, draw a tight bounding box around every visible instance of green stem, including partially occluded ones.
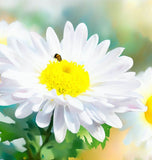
[41,122,52,149]
[35,121,53,160]
[25,137,35,160]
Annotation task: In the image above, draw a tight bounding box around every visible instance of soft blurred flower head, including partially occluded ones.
[121,67,152,159]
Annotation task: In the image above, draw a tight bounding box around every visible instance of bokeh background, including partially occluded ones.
[0,0,152,159]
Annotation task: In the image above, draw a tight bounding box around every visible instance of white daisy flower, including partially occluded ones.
[0,21,146,143]
[122,67,152,152]
[0,20,32,120]
[0,20,31,46]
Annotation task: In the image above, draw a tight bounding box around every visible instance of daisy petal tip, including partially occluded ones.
[121,57,133,71]
[30,31,39,38]
[104,39,110,45]
[118,122,123,129]
[94,34,99,39]
[114,118,123,128]
[118,47,125,54]
[126,56,133,65]
[111,120,123,129]
[95,129,105,142]
[76,22,88,32]
[32,107,39,112]
[15,110,25,119]
[65,21,73,27]
[15,111,20,119]
[70,125,80,134]
[99,134,105,142]
[36,113,50,128]
[36,120,49,128]
[55,136,65,143]
[120,47,125,51]
[146,67,152,73]
[46,27,54,36]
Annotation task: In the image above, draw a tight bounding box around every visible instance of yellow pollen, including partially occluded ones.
[0,37,7,45]
[39,60,90,97]
[145,96,152,124]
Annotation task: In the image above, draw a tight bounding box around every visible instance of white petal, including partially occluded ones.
[66,96,84,111]
[88,47,125,74]
[64,106,80,133]
[104,112,122,128]
[30,32,49,57]
[113,99,147,112]
[81,122,105,142]
[43,101,55,113]
[107,47,125,57]
[83,34,98,58]
[15,102,33,118]
[78,95,97,102]
[31,97,44,112]
[13,90,34,99]
[78,111,93,125]
[36,110,52,128]
[0,44,21,68]
[0,94,20,106]
[93,79,140,91]
[87,40,110,65]
[85,103,105,123]
[61,21,74,60]
[95,40,110,56]
[7,21,32,45]
[1,69,38,87]
[46,27,61,55]
[71,23,88,60]
[13,40,42,71]
[97,56,133,79]
[54,106,67,143]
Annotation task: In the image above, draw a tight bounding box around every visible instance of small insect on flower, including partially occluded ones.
[54,53,62,62]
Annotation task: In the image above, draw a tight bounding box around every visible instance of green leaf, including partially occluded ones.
[0,105,43,159]
[0,122,23,142]
[0,104,17,120]
[0,106,30,142]
[41,131,84,160]
[77,124,111,149]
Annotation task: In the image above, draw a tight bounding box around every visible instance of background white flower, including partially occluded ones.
[0,21,146,143]
[0,20,32,125]
[120,67,152,159]
[0,20,32,45]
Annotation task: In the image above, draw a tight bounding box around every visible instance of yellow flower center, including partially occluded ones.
[145,96,152,124]
[39,60,90,97]
[0,37,7,45]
